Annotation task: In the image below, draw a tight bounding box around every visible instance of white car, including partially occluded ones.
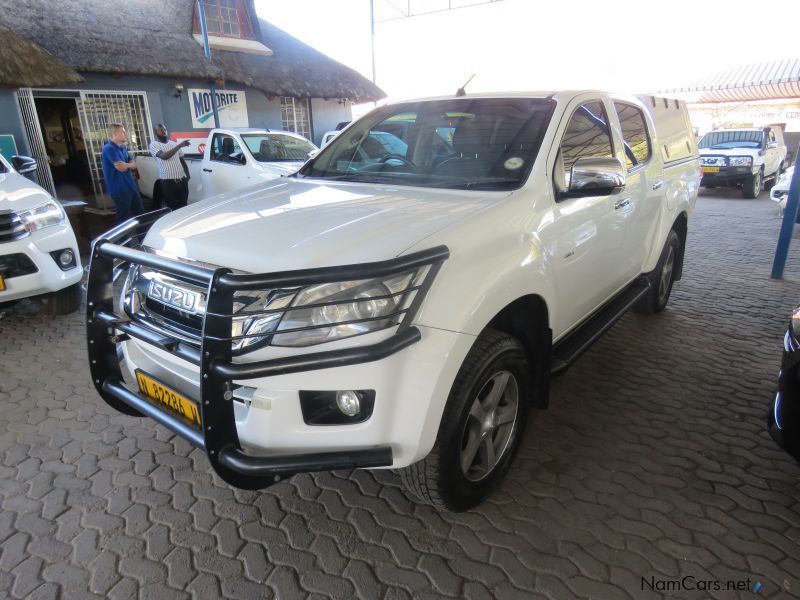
[136,129,317,204]
[771,165,796,218]
[87,91,699,511]
[699,126,787,198]
[0,154,82,314]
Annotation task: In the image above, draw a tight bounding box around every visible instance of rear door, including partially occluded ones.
[203,133,249,197]
[613,101,661,279]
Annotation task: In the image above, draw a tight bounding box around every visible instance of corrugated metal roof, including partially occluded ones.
[662,59,800,102]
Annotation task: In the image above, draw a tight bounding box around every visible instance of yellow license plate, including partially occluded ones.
[702,166,720,173]
[135,370,201,429]
[0,274,5,292]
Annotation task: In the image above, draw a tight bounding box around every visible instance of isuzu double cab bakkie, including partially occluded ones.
[86,91,700,511]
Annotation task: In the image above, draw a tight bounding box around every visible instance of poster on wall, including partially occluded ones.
[188,89,249,129]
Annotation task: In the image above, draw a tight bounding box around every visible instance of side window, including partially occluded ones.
[210,134,244,164]
[558,101,614,187]
[614,102,652,171]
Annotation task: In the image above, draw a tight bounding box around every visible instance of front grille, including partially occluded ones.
[701,155,726,167]
[0,212,29,243]
[142,297,203,339]
[0,253,38,278]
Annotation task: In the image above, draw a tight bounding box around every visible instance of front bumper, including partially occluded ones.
[0,224,82,302]
[700,165,754,186]
[86,210,453,490]
[768,328,800,462]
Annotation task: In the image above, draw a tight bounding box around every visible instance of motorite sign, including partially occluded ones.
[188,89,249,128]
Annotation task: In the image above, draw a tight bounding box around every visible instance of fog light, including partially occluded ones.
[50,248,76,270]
[59,249,74,267]
[336,390,361,417]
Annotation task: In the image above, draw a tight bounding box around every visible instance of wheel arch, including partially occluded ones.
[485,294,552,409]
[671,211,688,281]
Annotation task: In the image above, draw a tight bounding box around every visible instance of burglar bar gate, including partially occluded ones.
[76,91,153,210]
[15,88,57,196]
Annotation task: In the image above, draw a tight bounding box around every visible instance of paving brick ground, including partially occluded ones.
[2,190,800,599]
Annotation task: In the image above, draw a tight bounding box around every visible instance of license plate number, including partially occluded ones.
[702,167,720,173]
[135,370,201,429]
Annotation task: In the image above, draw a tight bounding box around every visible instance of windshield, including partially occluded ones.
[242,134,316,162]
[699,130,764,150]
[299,98,556,190]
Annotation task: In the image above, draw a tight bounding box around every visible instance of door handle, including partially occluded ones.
[652,180,663,190]
[202,168,213,173]
[614,198,631,210]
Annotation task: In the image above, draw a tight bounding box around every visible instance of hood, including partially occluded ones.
[144,178,505,273]
[0,171,53,212]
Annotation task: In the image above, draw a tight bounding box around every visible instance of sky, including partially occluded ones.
[256,0,800,107]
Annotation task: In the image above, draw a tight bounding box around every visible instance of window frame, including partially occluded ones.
[279,97,312,142]
[194,0,256,40]
[209,133,246,165]
[553,99,616,202]
[612,100,653,174]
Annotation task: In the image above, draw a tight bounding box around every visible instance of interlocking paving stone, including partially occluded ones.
[2,191,800,598]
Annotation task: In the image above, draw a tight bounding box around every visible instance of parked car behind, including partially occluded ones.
[768,303,800,462]
[699,126,786,198]
[0,154,82,314]
[770,165,798,220]
[87,90,699,511]
[136,129,317,205]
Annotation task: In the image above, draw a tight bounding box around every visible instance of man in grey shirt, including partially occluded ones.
[149,123,191,210]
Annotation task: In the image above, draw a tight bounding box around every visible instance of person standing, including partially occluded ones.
[149,124,191,211]
[101,123,143,224]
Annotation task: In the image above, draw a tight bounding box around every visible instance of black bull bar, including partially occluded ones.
[86,209,449,489]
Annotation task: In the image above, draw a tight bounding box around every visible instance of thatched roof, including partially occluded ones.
[0,0,384,102]
[0,23,83,87]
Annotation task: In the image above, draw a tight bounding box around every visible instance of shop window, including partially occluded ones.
[280,97,312,141]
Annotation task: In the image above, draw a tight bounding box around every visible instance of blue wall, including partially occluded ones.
[311,98,354,146]
[0,89,31,156]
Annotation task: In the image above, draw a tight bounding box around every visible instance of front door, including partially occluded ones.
[203,133,249,197]
[548,98,628,337]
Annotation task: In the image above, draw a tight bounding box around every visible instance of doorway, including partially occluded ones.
[33,97,93,202]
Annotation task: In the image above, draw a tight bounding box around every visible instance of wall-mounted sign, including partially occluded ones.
[188,89,249,129]
[169,131,209,156]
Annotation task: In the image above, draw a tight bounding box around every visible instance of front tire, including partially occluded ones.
[398,329,531,511]
[40,282,82,316]
[743,169,762,198]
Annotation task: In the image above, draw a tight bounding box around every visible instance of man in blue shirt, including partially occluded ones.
[101,123,144,224]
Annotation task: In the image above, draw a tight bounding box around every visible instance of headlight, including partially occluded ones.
[17,200,66,232]
[728,156,753,167]
[231,267,429,349]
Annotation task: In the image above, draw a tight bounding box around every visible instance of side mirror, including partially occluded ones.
[11,155,37,175]
[565,157,626,198]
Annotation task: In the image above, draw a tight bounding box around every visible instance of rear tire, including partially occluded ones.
[743,169,762,198]
[398,329,531,511]
[40,283,82,316]
[635,229,680,315]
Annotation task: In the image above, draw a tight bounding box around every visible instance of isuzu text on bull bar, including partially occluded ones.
[86,91,700,511]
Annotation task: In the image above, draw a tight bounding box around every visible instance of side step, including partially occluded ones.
[550,279,651,376]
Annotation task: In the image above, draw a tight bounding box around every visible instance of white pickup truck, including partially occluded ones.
[87,91,700,511]
[698,126,787,198]
[135,128,317,204]
[0,154,82,314]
